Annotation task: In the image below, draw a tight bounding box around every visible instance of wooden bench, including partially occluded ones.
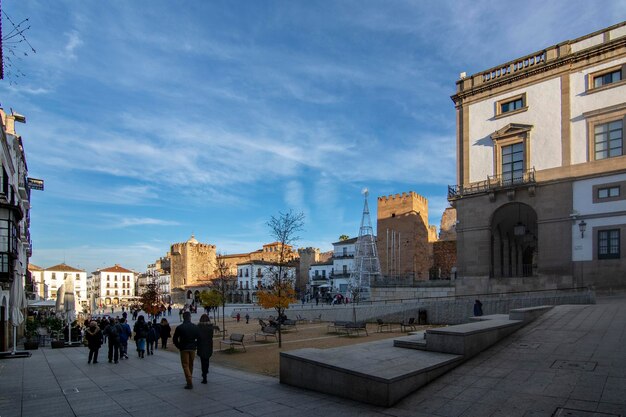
[213,325,227,338]
[280,319,298,332]
[219,333,246,352]
[311,314,322,323]
[327,321,349,333]
[344,322,368,336]
[254,326,278,342]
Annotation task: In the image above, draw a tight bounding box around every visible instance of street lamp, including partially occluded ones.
[579,220,587,238]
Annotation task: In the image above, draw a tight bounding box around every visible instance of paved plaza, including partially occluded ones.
[1,296,625,417]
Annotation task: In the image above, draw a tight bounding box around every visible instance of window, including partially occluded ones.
[501,98,524,113]
[594,120,623,160]
[502,143,524,184]
[598,229,620,259]
[342,247,347,256]
[76,274,79,279]
[245,269,249,277]
[594,69,621,88]
[598,186,620,199]
[238,269,242,277]
[315,270,319,277]
[51,272,56,280]
[322,270,326,278]
[342,265,348,274]
[495,93,527,117]
[589,65,625,91]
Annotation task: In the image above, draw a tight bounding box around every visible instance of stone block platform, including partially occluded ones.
[280,339,462,407]
[281,305,554,407]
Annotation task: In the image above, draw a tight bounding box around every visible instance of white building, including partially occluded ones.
[0,109,33,353]
[449,22,626,293]
[309,237,357,296]
[88,264,136,308]
[36,263,87,309]
[27,264,44,300]
[235,260,296,303]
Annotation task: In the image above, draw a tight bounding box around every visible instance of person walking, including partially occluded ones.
[146,322,157,355]
[173,311,200,389]
[236,313,240,323]
[103,318,122,364]
[85,321,103,364]
[245,313,250,324]
[152,319,161,351]
[197,314,214,384]
[133,315,149,358]
[119,317,132,359]
[167,304,172,316]
[160,318,171,349]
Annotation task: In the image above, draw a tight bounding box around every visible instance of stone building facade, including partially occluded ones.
[449,22,626,294]
[170,235,217,304]
[376,192,441,282]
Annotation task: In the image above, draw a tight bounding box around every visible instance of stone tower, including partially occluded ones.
[377,192,433,282]
[170,235,217,290]
[297,247,320,292]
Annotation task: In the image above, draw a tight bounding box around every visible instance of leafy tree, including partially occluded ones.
[139,281,161,317]
[199,289,222,322]
[338,234,350,241]
[257,210,304,347]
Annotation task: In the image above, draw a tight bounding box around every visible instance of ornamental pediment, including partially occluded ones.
[491,123,533,140]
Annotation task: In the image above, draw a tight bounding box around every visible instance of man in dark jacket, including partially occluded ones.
[103,318,122,364]
[173,311,200,389]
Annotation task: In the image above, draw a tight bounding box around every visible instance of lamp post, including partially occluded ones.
[579,220,587,238]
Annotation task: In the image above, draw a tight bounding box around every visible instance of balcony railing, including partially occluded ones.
[448,167,535,200]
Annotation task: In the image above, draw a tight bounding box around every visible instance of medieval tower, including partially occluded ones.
[377,192,437,282]
[297,247,320,292]
[170,235,217,290]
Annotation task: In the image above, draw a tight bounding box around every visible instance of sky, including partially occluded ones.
[1,1,625,274]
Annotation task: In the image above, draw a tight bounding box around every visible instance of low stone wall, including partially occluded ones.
[371,284,455,301]
[234,288,595,325]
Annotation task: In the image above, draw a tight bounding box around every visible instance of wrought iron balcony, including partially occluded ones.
[448,167,536,200]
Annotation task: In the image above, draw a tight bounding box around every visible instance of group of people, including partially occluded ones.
[82,311,214,390]
[83,316,172,363]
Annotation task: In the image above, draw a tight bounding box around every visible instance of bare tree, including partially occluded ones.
[257,210,304,348]
[210,254,236,340]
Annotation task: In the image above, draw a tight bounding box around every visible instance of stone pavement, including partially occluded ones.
[1,295,625,417]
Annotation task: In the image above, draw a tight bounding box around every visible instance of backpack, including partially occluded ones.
[108,323,121,340]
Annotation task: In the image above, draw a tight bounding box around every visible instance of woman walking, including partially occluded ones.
[160,318,172,349]
[85,321,103,364]
[146,322,157,355]
[133,315,149,358]
[197,314,214,384]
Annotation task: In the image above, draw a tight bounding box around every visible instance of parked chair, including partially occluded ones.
[400,317,417,332]
[37,327,50,346]
[376,319,392,333]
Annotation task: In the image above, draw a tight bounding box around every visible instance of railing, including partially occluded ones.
[448,167,535,200]
[482,51,546,83]
[333,254,354,259]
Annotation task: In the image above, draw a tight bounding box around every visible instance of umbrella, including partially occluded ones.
[63,275,76,324]
[55,283,65,313]
[0,270,31,358]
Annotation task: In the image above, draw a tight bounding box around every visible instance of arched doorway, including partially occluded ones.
[490,203,538,278]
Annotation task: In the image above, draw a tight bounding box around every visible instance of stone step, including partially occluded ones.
[393,332,427,350]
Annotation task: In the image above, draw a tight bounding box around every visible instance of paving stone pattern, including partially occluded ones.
[1,296,625,416]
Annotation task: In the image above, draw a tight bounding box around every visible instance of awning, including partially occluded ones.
[28,299,56,308]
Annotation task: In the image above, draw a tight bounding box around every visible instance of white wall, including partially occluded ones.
[572,173,626,261]
[468,77,563,183]
[570,57,626,164]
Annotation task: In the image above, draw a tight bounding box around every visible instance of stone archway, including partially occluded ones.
[490,202,538,278]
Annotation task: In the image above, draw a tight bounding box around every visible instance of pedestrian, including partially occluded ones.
[103,318,122,364]
[85,321,103,364]
[152,319,161,351]
[168,304,172,316]
[245,313,250,324]
[236,313,240,323]
[173,311,200,389]
[146,322,157,355]
[133,315,149,358]
[473,299,483,317]
[197,314,214,384]
[179,308,183,322]
[160,318,171,349]
[119,317,132,359]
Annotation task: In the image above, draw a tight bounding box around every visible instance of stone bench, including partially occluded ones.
[508,305,553,322]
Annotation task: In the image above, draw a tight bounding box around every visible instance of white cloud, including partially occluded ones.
[63,30,83,60]
[110,217,181,229]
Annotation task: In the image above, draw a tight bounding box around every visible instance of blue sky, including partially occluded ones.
[2,1,625,274]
